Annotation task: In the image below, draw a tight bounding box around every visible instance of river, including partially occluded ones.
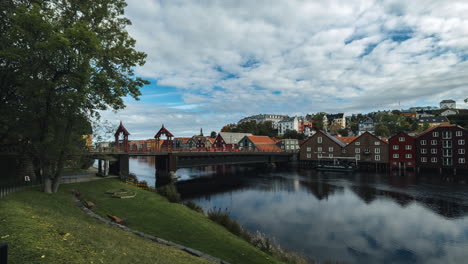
[128,156,468,264]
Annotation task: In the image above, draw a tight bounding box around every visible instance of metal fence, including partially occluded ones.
[0,179,40,199]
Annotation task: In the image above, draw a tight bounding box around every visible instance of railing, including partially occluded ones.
[0,180,40,199]
[94,147,286,154]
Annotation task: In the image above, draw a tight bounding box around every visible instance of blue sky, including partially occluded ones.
[100,0,468,139]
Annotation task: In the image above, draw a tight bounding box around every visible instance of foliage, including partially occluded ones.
[210,131,217,138]
[448,114,468,129]
[207,207,310,264]
[310,112,326,130]
[220,120,277,137]
[157,184,181,203]
[282,129,306,140]
[338,128,349,136]
[0,0,148,193]
[374,124,391,137]
[184,201,204,214]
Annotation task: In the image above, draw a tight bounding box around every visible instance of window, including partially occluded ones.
[306,153,311,159]
[375,155,380,161]
[442,140,452,148]
[318,153,323,158]
[442,131,452,139]
[459,158,465,164]
[375,148,380,154]
[421,140,427,145]
[317,137,322,143]
[431,157,437,163]
[431,148,437,154]
[328,147,334,152]
[317,147,322,152]
[458,139,465,145]
[433,132,439,137]
[356,154,360,160]
[393,154,399,158]
[405,145,412,150]
[286,145,290,150]
[459,149,465,154]
[355,148,360,153]
[421,157,427,162]
[443,149,452,157]
[240,143,243,147]
[393,145,399,150]
[399,137,405,142]
[329,154,333,158]
[405,154,412,159]
[375,141,380,145]
[431,140,437,145]
[355,142,360,145]
[456,131,463,137]
[421,149,427,154]
[443,158,453,166]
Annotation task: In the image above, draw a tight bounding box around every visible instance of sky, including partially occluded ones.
[100,0,468,139]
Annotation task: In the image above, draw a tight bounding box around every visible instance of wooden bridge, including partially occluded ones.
[92,151,295,179]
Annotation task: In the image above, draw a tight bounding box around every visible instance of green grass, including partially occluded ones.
[1,179,282,264]
[0,185,212,264]
[74,179,281,264]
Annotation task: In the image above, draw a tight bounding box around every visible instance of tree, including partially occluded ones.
[338,128,349,137]
[1,0,148,193]
[210,131,217,138]
[375,124,391,137]
[282,129,306,140]
[311,112,326,130]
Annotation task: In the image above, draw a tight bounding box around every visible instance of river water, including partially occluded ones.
[128,156,468,264]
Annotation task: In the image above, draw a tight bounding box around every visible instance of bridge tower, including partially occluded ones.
[114,121,130,152]
[154,124,174,152]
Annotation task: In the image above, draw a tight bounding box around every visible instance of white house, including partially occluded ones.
[238,114,289,129]
[440,109,458,116]
[278,116,299,136]
[440,100,456,109]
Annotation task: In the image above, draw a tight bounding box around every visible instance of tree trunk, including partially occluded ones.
[43,177,52,193]
[52,177,61,193]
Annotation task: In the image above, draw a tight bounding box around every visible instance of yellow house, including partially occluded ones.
[82,134,93,148]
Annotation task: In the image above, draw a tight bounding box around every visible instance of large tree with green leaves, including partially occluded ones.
[0,0,148,192]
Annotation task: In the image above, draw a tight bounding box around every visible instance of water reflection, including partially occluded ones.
[128,157,468,263]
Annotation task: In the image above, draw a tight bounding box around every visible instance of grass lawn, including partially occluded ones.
[0,184,212,264]
[1,179,282,264]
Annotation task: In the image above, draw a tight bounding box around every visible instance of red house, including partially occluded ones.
[388,132,416,168]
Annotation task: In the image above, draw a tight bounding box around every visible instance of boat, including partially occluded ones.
[316,164,357,172]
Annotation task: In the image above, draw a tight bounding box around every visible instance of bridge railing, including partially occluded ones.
[93,146,286,153]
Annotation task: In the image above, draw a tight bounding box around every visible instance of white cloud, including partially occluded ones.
[100,0,468,138]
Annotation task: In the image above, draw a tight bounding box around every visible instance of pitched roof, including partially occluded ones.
[336,136,358,144]
[246,136,276,144]
[256,144,283,152]
[219,132,253,144]
[324,132,347,147]
[441,99,456,103]
[174,137,191,143]
[346,131,388,145]
[208,138,215,143]
[415,124,459,138]
[114,121,130,136]
[154,124,174,138]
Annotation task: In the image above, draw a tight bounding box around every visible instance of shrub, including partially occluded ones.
[157,184,180,203]
[207,207,310,264]
[184,201,204,214]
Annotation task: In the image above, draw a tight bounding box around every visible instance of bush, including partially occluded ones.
[157,184,180,203]
[184,201,204,214]
[207,207,310,264]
